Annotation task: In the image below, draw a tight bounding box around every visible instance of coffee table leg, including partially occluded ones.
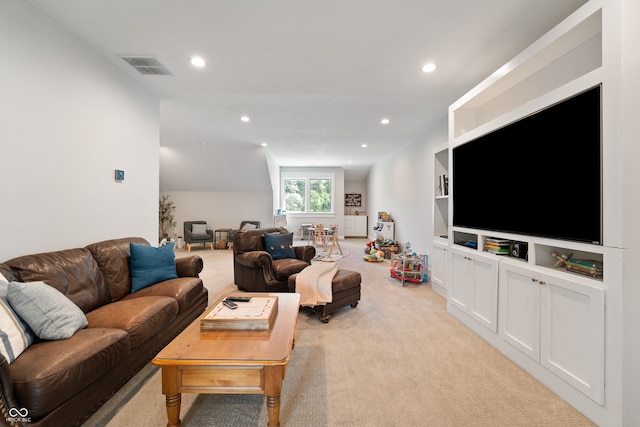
[161,366,182,427]
[264,365,284,427]
[165,393,182,427]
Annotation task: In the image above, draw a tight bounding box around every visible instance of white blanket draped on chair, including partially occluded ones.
[295,262,337,306]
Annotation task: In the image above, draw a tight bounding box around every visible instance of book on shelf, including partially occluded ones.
[437,174,449,197]
[485,238,511,244]
[484,238,511,254]
[566,259,603,269]
[487,248,509,255]
[200,296,278,330]
[565,258,603,278]
[565,264,603,278]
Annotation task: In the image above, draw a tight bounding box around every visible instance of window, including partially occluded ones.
[282,172,335,214]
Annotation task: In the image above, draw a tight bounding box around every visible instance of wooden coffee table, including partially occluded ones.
[152,293,300,427]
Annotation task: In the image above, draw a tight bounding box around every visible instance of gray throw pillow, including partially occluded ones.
[191,223,207,234]
[8,281,88,340]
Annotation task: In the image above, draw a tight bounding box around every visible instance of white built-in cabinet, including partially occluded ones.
[431,144,449,297]
[431,242,447,298]
[449,248,499,333]
[499,259,605,404]
[442,2,619,424]
[344,215,367,237]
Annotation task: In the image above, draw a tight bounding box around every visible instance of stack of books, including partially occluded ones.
[565,259,603,278]
[437,174,449,196]
[484,238,510,255]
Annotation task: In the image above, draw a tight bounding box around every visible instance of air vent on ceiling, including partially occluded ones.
[119,56,172,76]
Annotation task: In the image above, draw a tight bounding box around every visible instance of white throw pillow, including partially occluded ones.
[0,273,35,363]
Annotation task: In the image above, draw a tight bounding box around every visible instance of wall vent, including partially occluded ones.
[119,56,172,76]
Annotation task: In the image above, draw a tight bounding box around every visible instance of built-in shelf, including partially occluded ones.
[450,6,602,142]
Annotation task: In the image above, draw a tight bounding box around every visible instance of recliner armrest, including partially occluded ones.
[294,245,316,263]
[235,251,273,268]
[235,251,277,288]
[175,255,203,277]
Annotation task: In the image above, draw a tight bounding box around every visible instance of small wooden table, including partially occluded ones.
[152,293,300,427]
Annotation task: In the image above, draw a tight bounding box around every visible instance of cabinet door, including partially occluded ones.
[469,254,499,333]
[540,273,605,404]
[449,249,471,311]
[354,216,367,236]
[431,244,447,290]
[499,262,541,361]
[344,216,355,236]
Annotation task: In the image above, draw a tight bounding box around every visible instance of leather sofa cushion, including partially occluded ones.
[86,296,178,348]
[121,277,204,312]
[85,237,150,302]
[272,258,310,282]
[5,248,110,313]
[10,328,130,419]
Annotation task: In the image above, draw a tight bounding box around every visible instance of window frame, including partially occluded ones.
[281,171,336,216]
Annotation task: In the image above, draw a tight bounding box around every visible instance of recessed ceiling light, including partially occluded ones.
[190,56,206,68]
[241,116,250,122]
[422,62,436,73]
[361,144,368,148]
[381,118,390,125]
[261,142,268,147]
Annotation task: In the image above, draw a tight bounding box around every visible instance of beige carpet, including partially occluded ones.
[84,239,595,427]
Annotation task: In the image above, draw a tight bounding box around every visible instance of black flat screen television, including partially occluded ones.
[452,85,602,245]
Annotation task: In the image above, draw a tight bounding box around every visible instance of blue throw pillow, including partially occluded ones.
[130,243,178,293]
[264,232,296,260]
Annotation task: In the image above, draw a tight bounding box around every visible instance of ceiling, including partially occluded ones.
[27,0,587,190]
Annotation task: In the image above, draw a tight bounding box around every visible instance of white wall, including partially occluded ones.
[0,0,159,261]
[367,116,448,254]
[160,191,274,240]
[620,0,640,423]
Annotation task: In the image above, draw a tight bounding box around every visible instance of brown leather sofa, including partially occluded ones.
[0,237,208,427]
[233,227,315,292]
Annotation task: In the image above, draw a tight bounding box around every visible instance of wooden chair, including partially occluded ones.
[327,224,343,256]
[313,224,329,249]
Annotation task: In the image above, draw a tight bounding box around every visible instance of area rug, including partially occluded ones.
[312,251,349,262]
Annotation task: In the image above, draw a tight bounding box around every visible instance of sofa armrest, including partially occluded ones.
[0,354,19,421]
[294,245,316,263]
[175,256,203,277]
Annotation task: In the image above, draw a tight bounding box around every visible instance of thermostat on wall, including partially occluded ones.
[114,169,125,181]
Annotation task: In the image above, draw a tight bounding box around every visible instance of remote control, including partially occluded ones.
[226,296,252,302]
[222,300,238,309]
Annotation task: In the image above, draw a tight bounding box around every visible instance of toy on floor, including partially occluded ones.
[363,249,385,262]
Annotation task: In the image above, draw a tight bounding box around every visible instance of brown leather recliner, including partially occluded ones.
[233,227,315,292]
